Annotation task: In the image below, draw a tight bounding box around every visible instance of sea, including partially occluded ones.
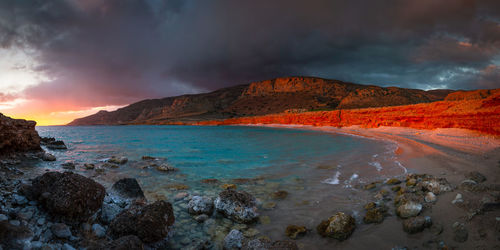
[33,125,408,248]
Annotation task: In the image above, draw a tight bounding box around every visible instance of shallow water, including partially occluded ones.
[35,125,407,249]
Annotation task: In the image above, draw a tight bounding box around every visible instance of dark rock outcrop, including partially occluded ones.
[214,189,259,223]
[0,113,41,156]
[31,171,106,221]
[109,200,175,243]
[41,137,67,150]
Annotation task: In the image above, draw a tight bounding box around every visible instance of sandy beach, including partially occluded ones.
[250,124,500,249]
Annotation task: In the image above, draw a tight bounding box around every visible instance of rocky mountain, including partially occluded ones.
[0,113,41,156]
[68,77,453,125]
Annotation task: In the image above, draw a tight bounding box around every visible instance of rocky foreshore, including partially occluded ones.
[1,160,499,249]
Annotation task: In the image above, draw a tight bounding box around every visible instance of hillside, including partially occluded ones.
[68,77,452,125]
[198,89,500,136]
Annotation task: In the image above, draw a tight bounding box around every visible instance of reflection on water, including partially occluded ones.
[34,125,406,248]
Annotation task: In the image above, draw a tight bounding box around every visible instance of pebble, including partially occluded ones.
[17,211,33,221]
[424,192,437,203]
[37,218,46,226]
[9,220,20,226]
[51,223,72,239]
[92,224,106,238]
[452,193,463,204]
[13,194,28,205]
[194,214,209,223]
[62,243,76,250]
[0,214,7,221]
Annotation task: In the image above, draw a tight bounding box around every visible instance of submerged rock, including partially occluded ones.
[156,164,178,172]
[61,161,76,170]
[111,178,145,200]
[386,178,402,185]
[317,212,356,241]
[396,201,422,218]
[270,190,288,200]
[285,225,307,239]
[109,200,175,243]
[108,156,128,165]
[214,189,259,223]
[188,196,214,215]
[221,183,237,190]
[44,139,67,150]
[402,216,432,234]
[224,229,243,250]
[31,171,106,221]
[363,204,388,224]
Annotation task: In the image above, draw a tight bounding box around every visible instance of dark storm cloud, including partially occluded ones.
[1,0,500,109]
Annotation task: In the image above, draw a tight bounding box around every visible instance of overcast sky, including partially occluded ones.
[0,0,499,124]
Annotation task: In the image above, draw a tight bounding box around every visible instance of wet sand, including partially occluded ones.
[254,124,500,249]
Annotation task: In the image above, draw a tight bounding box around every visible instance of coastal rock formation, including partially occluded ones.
[41,137,67,150]
[68,77,451,125]
[214,189,259,223]
[0,113,41,156]
[30,171,106,221]
[317,212,356,240]
[109,200,175,243]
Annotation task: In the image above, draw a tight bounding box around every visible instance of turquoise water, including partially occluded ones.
[34,125,407,248]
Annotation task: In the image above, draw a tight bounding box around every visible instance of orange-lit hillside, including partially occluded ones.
[197,89,500,136]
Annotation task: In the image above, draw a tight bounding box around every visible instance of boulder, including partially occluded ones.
[402,216,432,234]
[396,201,422,218]
[224,229,243,250]
[0,113,41,156]
[109,200,175,243]
[111,178,145,200]
[214,189,259,223]
[317,212,356,240]
[31,171,106,221]
[106,235,144,250]
[187,196,214,215]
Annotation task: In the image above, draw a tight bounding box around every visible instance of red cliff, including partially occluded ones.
[197,89,500,136]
